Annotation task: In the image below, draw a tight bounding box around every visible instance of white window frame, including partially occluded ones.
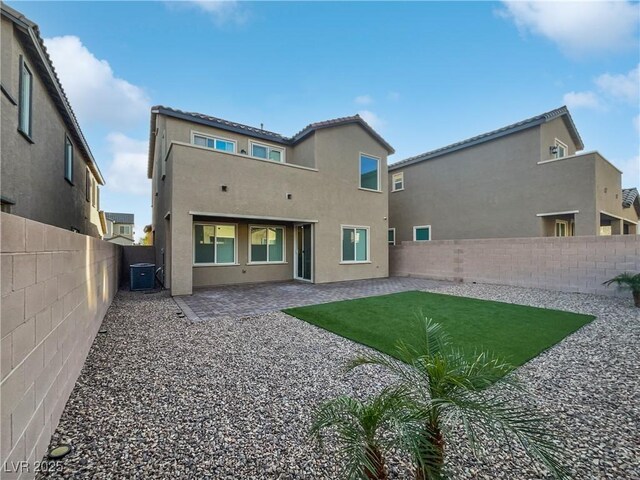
[340,225,371,264]
[249,140,285,163]
[555,220,569,237]
[248,225,287,264]
[191,131,237,154]
[554,139,568,159]
[359,152,381,192]
[413,225,431,242]
[64,136,73,183]
[18,56,33,138]
[193,222,239,266]
[391,172,404,192]
[388,228,396,246]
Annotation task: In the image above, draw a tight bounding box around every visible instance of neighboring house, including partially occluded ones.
[104,212,135,245]
[148,106,394,295]
[388,106,638,244]
[0,4,104,237]
[621,188,640,235]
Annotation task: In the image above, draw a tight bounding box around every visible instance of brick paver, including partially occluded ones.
[177,277,449,320]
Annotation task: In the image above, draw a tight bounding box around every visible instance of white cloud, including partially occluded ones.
[563,91,601,110]
[172,1,248,25]
[358,110,385,131]
[595,65,640,104]
[354,94,373,106]
[44,36,150,128]
[498,1,639,57]
[105,133,150,196]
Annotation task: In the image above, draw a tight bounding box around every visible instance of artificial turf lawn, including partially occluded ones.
[283,291,595,367]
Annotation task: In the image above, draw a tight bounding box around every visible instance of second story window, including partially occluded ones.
[554,139,567,159]
[192,133,236,153]
[360,153,380,191]
[392,172,404,192]
[119,225,130,235]
[85,169,91,201]
[18,57,33,138]
[250,141,284,162]
[64,136,74,183]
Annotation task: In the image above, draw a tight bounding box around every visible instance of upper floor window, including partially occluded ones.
[192,132,236,153]
[554,139,567,159]
[85,169,91,202]
[388,228,396,245]
[250,141,284,163]
[91,179,96,207]
[194,223,236,265]
[360,154,380,191]
[391,172,404,192]
[119,225,130,235]
[64,136,74,183]
[18,57,33,138]
[413,225,431,242]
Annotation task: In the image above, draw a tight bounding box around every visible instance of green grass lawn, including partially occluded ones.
[283,291,594,367]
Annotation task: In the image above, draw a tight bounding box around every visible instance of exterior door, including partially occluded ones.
[295,224,313,281]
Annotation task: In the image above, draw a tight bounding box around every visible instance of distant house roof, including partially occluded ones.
[622,187,640,216]
[1,4,105,184]
[389,106,584,171]
[147,106,394,178]
[105,212,134,224]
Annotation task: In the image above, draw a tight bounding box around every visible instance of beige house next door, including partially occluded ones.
[294,224,313,281]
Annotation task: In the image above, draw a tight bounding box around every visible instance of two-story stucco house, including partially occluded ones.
[388,106,638,244]
[148,106,394,296]
[0,4,104,238]
[103,212,135,245]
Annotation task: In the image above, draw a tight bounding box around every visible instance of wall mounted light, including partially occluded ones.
[549,146,558,155]
[221,185,228,192]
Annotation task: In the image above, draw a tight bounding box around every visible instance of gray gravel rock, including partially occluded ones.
[38,284,639,479]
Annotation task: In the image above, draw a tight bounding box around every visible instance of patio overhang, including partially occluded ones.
[188,211,318,223]
[536,210,579,217]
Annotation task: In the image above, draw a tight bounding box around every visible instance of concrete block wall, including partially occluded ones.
[390,235,640,297]
[1,213,120,479]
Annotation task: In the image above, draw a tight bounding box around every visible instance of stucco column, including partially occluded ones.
[611,218,623,235]
[170,211,194,295]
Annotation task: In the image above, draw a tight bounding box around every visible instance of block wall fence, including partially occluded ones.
[390,235,640,297]
[1,213,121,479]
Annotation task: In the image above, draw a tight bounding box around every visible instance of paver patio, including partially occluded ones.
[177,277,448,320]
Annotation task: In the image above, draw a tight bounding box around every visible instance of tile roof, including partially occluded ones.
[105,212,134,224]
[622,187,638,208]
[1,4,104,184]
[147,107,394,178]
[389,106,584,171]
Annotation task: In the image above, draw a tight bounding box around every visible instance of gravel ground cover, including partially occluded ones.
[39,283,639,479]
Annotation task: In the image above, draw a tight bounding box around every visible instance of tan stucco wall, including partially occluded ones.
[388,122,629,241]
[154,119,389,295]
[0,17,102,238]
[1,213,120,479]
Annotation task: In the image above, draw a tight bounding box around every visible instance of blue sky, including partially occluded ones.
[11,1,640,240]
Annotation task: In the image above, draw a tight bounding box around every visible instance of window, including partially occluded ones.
[64,137,73,183]
[249,226,285,263]
[85,170,91,202]
[413,225,431,241]
[391,172,404,192]
[91,179,96,207]
[192,133,236,153]
[250,141,284,162]
[360,154,380,191]
[555,220,569,237]
[194,223,236,265]
[341,226,369,263]
[554,139,567,159]
[388,228,396,245]
[96,187,100,210]
[18,57,33,137]
[119,225,131,235]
